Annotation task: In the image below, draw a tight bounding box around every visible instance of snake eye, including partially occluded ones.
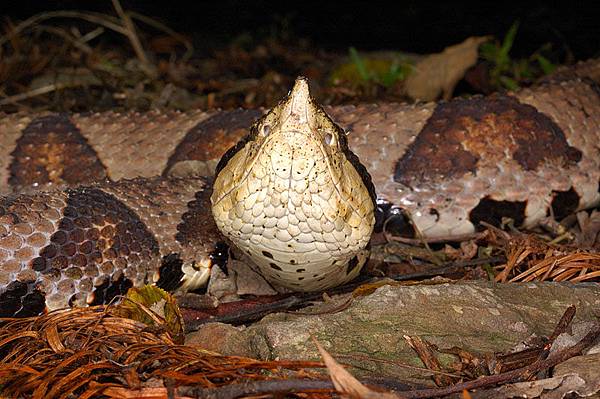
[260,124,271,137]
[324,133,334,146]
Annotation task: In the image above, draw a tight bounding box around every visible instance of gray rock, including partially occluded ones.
[188,281,600,386]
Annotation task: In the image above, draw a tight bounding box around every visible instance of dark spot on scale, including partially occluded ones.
[209,241,230,271]
[270,262,282,271]
[290,259,296,265]
[31,256,47,272]
[469,196,526,230]
[296,268,306,273]
[298,277,304,281]
[346,256,359,275]
[550,187,580,220]
[375,201,416,238]
[262,250,274,259]
[429,208,440,221]
[89,274,133,306]
[155,253,184,292]
[0,281,46,317]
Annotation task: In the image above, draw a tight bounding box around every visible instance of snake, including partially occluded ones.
[1,59,599,317]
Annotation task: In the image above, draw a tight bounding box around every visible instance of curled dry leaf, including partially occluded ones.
[404,36,491,101]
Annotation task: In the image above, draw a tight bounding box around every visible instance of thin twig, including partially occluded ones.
[0,83,66,105]
[0,11,126,49]
[388,256,505,281]
[387,231,487,245]
[400,309,600,398]
[111,0,155,76]
[32,24,95,54]
[129,11,194,61]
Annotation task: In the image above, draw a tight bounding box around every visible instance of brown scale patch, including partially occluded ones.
[9,114,108,189]
[164,109,262,176]
[33,188,160,305]
[175,181,229,271]
[394,95,582,187]
[176,181,220,245]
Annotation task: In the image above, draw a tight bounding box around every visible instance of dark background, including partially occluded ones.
[2,1,598,59]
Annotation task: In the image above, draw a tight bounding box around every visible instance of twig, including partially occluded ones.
[32,24,95,54]
[333,353,465,380]
[0,11,126,49]
[387,256,505,281]
[129,11,194,61]
[387,231,487,245]
[0,83,67,105]
[400,307,600,398]
[111,0,155,77]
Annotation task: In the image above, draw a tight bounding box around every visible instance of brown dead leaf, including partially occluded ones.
[313,338,403,398]
[404,36,491,101]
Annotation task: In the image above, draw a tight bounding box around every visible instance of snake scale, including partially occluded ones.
[1,59,599,317]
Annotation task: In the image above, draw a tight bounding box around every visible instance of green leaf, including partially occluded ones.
[380,60,409,87]
[535,54,557,75]
[499,21,519,62]
[479,42,499,62]
[349,47,370,82]
[499,75,520,90]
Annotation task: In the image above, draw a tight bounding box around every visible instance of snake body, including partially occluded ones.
[1,59,599,316]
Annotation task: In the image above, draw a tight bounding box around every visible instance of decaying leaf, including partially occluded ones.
[404,36,491,101]
[113,285,185,343]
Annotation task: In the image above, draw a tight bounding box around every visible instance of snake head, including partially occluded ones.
[212,76,363,206]
[211,77,376,291]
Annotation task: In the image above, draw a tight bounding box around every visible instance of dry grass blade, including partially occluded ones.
[0,3,156,78]
[0,10,127,48]
[493,233,600,283]
[111,0,155,76]
[129,11,194,61]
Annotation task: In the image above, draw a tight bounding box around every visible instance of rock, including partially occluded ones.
[189,281,600,386]
[185,322,251,356]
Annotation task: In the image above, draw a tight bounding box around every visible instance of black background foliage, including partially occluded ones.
[2,1,598,58]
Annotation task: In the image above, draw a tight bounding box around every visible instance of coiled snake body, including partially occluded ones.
[1,59,599,316]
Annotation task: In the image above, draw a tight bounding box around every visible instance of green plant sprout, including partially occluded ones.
[480,21,557,90]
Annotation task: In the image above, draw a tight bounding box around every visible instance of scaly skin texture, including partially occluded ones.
[211,78,376,291]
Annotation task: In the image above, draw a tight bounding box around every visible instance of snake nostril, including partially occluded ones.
[261,124,271,137]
